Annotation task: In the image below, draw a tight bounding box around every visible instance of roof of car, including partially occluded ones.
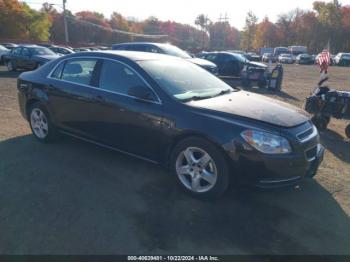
[69,50,181,62]
[112,42,170,47]
[203,51,244,57]
[17,45,43,48]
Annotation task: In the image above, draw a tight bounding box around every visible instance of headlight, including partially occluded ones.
[241,130,292,154]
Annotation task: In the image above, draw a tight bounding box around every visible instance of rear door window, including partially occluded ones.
[22,47,31,57]
[61,59,98,86]
[12,47,22,55]
[51,62,65,79]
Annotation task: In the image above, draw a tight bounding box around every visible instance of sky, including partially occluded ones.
[25,0,350,30]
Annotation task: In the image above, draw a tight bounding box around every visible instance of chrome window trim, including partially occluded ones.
[46,56,162,105]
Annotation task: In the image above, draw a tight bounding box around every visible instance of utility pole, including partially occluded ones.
[63,0,69,44]
[218,13,229,50]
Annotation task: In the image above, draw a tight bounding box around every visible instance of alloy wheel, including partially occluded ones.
[7,61,13,71]
[175,147,218,193]
[30,108,49,139]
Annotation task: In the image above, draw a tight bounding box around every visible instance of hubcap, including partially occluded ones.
[7,61,12,71]
[175,147,217,193]
[30,108,49,139]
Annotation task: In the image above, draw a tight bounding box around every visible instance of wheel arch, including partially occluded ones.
[25,98,41,120]
[165,131,232,169]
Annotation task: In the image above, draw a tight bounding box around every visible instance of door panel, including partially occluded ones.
[92,59,164,160]
[88,90,164,160]
[47,58,101,138]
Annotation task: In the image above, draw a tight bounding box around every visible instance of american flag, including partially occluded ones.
[318,49,330,73]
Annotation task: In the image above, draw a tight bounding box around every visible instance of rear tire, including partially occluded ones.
[28,103,58,143]
[170,137,230,199]
[345,124,350,138]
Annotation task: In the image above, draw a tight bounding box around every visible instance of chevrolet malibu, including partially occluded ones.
[17,51,324,199]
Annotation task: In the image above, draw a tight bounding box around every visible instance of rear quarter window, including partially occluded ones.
[58,58,97,85]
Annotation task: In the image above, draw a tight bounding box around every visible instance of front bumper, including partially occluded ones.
[255,145,324,188]
[226,125,325,188]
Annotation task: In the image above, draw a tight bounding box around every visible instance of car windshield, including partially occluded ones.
[342,54,350,59]
[0,45,8,51]
[160,44,192,59]
[139,59,236,101]
[31,47,56,55]
[232,53,248,63]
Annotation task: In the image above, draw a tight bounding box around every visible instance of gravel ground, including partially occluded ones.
[0,65,349,255]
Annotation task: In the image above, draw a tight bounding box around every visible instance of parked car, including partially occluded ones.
[246,52,261,62]
[4,45,60,71]
[278,53,295,64]
[112,42,218,74]
[288,46,307,56]
[261,53,276,63]
[274,47,289,59]
[17,51,324,198]
[296,54,314,65]
[0,43,18,50]
[73,48,91,52]
[0,45,10,64]
[49,46,75,55]
[334,53,350,66]
[199,51,267,77]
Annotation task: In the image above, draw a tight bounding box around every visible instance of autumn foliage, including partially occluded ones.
[0,0,350,53]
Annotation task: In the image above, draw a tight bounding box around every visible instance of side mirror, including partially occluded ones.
[128,85,154,101]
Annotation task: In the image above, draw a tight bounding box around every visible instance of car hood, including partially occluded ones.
[247,61,267,68]
[187,57,217,68]
[187,91,309,128]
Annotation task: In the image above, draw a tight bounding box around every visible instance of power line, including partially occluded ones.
[68,16,167,38]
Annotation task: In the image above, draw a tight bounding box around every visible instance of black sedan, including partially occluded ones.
[17,51,324,199]
[49,46,75,55]
[296,54,314,65]
[198,51,267,77]
[4,45,60,71]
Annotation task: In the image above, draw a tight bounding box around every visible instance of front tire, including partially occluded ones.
[29,103,58,143]
[7,60,16,72]
[312,115,329,131]
[171,137,230,199]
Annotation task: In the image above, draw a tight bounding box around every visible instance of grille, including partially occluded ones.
[297,126,317,142]
[305,145,318,161]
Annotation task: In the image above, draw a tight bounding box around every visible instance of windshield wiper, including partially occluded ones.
[180,89,234,102]
[211,89,232,97]
[181,95,214,102]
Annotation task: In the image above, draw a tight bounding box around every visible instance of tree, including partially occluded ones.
[110,12,129,31]
[22,3,52,41]
[253,17,280,49]
[240,11,258,51]
[0,0,29,39]
[195,14,210,49]
[209,22,240,50]
[0,0,51,41]
[313,0,343,51]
